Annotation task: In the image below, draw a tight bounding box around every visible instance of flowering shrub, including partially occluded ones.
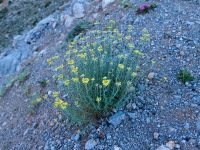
[48,20,147,123]
[136,3,157,14]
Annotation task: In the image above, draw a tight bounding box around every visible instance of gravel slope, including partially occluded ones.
[0,0,200,150]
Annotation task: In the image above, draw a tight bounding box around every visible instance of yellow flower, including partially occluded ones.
[98,45,103,52]
[82,78,90,84]
[133,50,144,56]
[118,64,125,70]
[57,74,64,80]
[54,98,68,110]
[77,53,87,59]
[55,64,64,71]
[128,25,133,32]
[96,97,102,103]
[68,45,73,49]
[60,101,68,110]
[47,59,53,65]
[125,35,131,40]
[72,78,79,82]
[54,98,63,107]
[36,97,42,103]
[43,95,48,99]
[128,43,135,49]
[52,91,59,97]
[92,57,98,61]
[74,101,79,106]
[131,72,137,78]
[64,80,70,86]
[71,66,78,73]
[91,78,95,81]
[115,82,122,87]
[102,79,111,87]
[68,59,75,65]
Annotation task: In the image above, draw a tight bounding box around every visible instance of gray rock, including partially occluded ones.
[196,120,200,130]
[85,139,97,150]
[153,132,159,140]
[72,2,85,19]
[102,0,115,9]
[71,133,81,141]
[108,111,125,126]
[148,72,155,80]
[127,112,137,120]
[156,145,170,150]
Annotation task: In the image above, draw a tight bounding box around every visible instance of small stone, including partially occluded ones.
[156,145,170,150]
[49,121,55,127]
[148,72,155,80]
[114,145,121,150]
[196,120,200,130]
[85,139,97,150]
[175,144,180,149]
[106,133,112,140]
[153,132,159,140]
[127,112,137,120]
[72,133,80,141]
[108,111,125,127]
[184,122,190,129]
[166,141,175,150]
[64,15,74,28]
[48,91,52,96]
[2,121,7,126]
[102,0,115,8]
[126,103,132,109]
[73,3,85,19]
[132,103,137,109]
[23,128,30,136]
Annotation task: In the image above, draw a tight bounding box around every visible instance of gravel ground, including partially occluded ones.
[0,0,200,149]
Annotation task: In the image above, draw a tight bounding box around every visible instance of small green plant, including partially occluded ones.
[48,20,148,123]
[38,79,48,88]
[119,0,132,8]
[66,21,93,42]
[16,68,30,84]
[177,69,194,84]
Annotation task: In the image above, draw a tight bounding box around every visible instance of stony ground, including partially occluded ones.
[0,0,200,150]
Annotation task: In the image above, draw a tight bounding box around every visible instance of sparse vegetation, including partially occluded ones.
[177,69,194,84]
[66,21,93,42]
[119,0,132,8]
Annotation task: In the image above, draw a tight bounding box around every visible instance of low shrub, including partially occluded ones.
[49,20,147,123]
[177,69,194,84]
[66,21,93,42]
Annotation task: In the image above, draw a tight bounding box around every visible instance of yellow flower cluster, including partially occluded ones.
[102,77,111,87]
[54,98,68,110]
[47,56,59,65]
[82,78,90,84]
[118,64,125,70]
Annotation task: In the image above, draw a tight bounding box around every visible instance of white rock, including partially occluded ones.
[64,15,74,28]
[102,0,115,8]
[114,145,122,150]
[153,132,159,140]
[156,145,170,150]
[148,72,155,80]
[85,139,97,150]
[166,141,175,149]
[73,3,85,18]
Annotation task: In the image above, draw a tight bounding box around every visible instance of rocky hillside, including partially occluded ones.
[0,0,200,150]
